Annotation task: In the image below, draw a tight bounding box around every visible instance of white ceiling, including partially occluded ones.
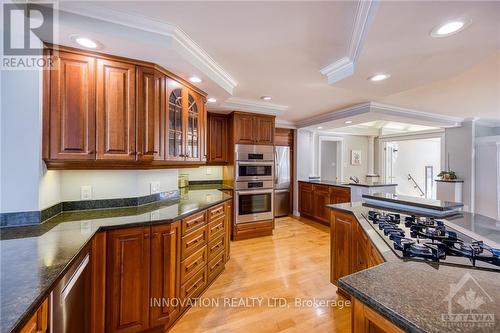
[47,1,500,124]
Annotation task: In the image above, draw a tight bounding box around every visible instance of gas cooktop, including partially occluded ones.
[363,210,500,272]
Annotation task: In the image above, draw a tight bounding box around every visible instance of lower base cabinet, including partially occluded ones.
[299,182,351,225]
[330,210,384,290]
[352,298,404,333]
[90,201,230,333]
[232,220,273,241]
[19,299,48,333]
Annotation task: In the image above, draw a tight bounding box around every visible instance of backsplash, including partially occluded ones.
[181,166,223,181]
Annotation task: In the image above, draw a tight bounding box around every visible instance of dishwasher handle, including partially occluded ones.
[61,253,90,301]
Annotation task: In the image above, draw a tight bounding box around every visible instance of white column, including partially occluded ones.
[367,136,375,175]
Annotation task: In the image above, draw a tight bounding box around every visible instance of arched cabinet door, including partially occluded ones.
[185,92,202,161]
[166,81,184,160]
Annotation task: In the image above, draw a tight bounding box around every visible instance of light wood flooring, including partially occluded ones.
[170,216,351,333]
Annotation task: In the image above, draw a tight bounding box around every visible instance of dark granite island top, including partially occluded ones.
[328,203,500,333]
[298,179,351,188]
[363,192,463,211]
[298,179,397,188]
[0,188,231,333]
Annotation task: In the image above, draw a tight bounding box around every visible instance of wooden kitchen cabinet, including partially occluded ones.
[254,116,274,144]
[232,112,275,145]
[207,113,228,163]
[96,58,136,161]
[106,227,150,333]
[330,209,386,296]
[137,66,165,161]
[331,211,354,285]
[43,45,208,169]
[19,298,48,333]
[150,222,181,328]
[48,51,96,160]
[313,185,332,224]
[299,182,351,225]
[184,90,204,162]
[299,182,314,217]
[352,298,404,333]
[166,82,205,162]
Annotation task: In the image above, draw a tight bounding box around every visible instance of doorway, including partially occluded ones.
[319,138,342,181]
[383,137,442,199]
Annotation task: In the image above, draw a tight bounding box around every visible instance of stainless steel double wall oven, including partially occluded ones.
[234,144,274,224]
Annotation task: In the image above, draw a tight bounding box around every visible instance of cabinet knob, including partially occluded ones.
[144,233,150,239]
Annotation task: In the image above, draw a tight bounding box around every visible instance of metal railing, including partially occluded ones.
[407,173,425,197]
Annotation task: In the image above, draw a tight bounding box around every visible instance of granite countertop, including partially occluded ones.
[328,203,500,333]
[0,188,231,333]
[298,179,396,188]
[298,179,351,188]
[348,182,397,187]
[363,192,464,211]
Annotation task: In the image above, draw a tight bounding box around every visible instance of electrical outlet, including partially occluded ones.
[150,181,160,194]
[206,167,212,175]
[150,210,160,221]
[80,185,92,200]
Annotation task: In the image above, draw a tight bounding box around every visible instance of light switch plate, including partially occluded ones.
[81,185,92,200]
[150,181,160,194]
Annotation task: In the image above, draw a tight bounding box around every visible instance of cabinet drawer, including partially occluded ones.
[299,182,313,191]
[313,184,330,194]
[208,203,225,222]
[208,216,225,242]
[180,266,207,300]
[180,246,207,284]
[208,233,225,261]
[182,211,207,236]
[181,226,207,260]
[208,251,225,283]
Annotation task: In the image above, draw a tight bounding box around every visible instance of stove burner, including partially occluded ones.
[366,210,500,270]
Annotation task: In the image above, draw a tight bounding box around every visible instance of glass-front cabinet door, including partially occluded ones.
[167,80,184,160]
[185,93,200,161]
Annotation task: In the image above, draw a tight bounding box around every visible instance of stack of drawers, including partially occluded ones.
[180,203,226,300]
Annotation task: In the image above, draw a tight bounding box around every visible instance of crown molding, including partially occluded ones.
[221,97,288,116]
[57,3,237,94]
[296,101,464,128]
[275,119,297,129]
[475,119,500,127]
[320,0,379,84]
[296,102,372,128]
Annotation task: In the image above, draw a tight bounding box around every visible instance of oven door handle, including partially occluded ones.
[237,161,273,166]
[236,189,274,195]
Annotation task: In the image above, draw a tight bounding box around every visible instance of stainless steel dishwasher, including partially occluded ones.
[51,244,91,333]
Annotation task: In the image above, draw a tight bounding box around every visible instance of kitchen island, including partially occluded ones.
[297,179,397,224]
[328,202,500,333]
[0,187,232,333]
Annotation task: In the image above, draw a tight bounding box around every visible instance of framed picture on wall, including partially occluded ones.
[351,150,361,165]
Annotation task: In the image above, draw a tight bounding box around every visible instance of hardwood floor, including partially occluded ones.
[170,216,351,333]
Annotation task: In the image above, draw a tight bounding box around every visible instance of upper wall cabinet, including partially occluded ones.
[96,58,136,161]
[207,113,228,164]
[232,112,275,145]
[137,67,165,162]
[48,51,96,160]
[42,46,207,169]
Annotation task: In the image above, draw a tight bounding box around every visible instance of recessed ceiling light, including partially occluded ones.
[431,19,471,37]
[189,76,202,83]
[261,96,272,101]
[207,98,217,103]
[368,73,391,82]
[345,120,353,124]
[70,35,100,49]
[317,126,323,129]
